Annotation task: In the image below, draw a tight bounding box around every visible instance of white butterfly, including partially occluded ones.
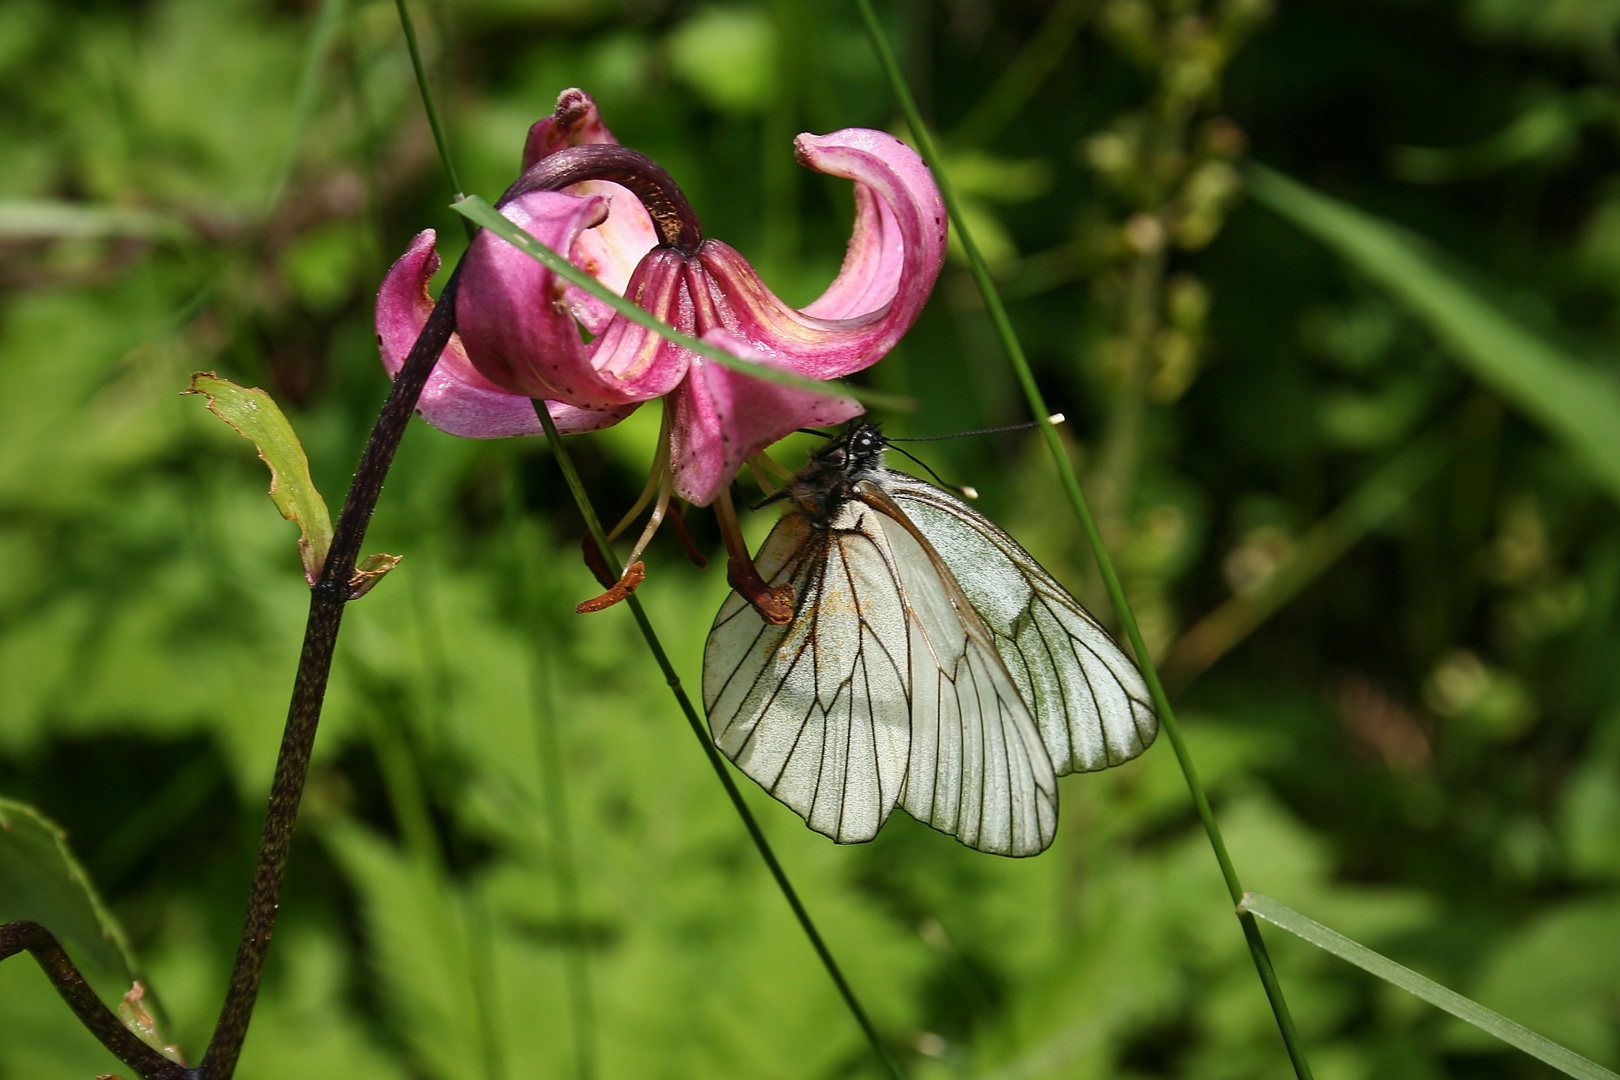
[702,422,1158,857]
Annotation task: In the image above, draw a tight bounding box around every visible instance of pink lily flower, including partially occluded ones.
[376,89,945,614]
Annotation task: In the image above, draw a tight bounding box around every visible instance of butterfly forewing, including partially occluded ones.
[704,510,911,844]
[704,493,1059,856]
[881,474,1159,774]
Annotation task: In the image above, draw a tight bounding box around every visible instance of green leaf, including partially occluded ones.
[1239,892,1620,1080]
[185,371,333,585]
[1248,165,1620,504]
[0,796,135,995]
[449,195,915,414]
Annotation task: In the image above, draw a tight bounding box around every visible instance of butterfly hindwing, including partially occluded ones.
[855,486,1057,856]
[703,493,1059,856]
[881,474,1159,775]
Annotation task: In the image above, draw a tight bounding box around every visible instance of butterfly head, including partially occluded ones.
[784,421,887,523]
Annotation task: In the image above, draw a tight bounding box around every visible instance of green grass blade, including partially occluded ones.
[1240,893,1620,1080]
[394,0,463,201]
[1248,164,1620,505]
[853,3,1314,1078]
[451,195,914,413]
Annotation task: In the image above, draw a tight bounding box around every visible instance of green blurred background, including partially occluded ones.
[2,0,1619,1077]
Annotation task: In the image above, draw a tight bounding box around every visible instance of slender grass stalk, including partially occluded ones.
[1165,422,1460,688]
[950,0,1093,148]
[852,3,1315,1077]
[394,0,463,201]
[530,401,906,1080]
[467,889,509,1080]
[264,0,346,214]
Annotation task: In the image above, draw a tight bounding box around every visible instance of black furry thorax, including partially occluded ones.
[783,421,886,527]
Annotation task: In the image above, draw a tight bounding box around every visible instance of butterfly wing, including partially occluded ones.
[882,473,1158,775]
[854,487,1058,856]
[703,496,1058,856]
[704,511,913,846]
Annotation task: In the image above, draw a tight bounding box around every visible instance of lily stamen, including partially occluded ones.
[622,467,673,568]
[666,502,709,569]
[605,411,672,543]
[746,451,793,496]
[747,460,780,496]
[715,489,793,625]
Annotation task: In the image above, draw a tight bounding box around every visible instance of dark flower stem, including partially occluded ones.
[0,922,191,1080]
[501,144,703,253]
[530,401,907,1080]
[0,266,464,1080]
[198,264,464,1080]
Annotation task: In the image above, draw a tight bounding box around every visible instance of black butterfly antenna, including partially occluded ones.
[882,442,980,500]
[883,413,1066,442]
[883,414,1068,499]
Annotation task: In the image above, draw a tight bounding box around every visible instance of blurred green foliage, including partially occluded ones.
[1,0,1618,1078]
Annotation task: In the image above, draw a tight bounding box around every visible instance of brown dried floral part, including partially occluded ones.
[727,555,793,625]
[576,561,647,614]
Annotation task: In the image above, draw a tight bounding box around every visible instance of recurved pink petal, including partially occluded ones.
[668,330,862,506]
[570,247,698,406]
[521,88,658,332]
[377,230,633,437]
[687,128,945,380]
[456,190,611,401]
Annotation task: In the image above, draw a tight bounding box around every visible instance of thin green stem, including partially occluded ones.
[530,645,597,1080]
[950,0,1093,148]
[393,0,474,239]
[392,9,899,1067]
[531,401,905,1080]
[853,2,1314,1077]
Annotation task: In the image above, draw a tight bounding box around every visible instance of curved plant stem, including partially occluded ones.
[531,401,906,1080]
[198,266,464,1080]
[0,921,191,1080]
[852,2,1316,1077]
